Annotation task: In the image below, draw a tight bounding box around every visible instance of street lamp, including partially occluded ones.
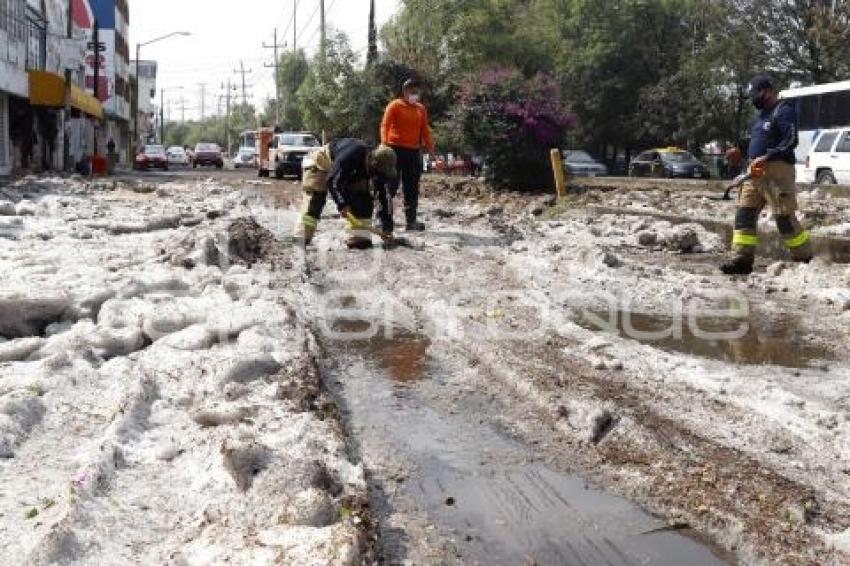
[134,31,190,155]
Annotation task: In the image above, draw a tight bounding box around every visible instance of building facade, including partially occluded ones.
[86,0,129,162]
[132,59,157,145]
[0,0,103,175]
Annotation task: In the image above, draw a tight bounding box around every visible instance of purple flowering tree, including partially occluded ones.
[454,67,576,189]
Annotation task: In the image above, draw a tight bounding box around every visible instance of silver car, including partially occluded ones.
[563,150,608,177]
[166,146,189,166]
[234,147,258,169]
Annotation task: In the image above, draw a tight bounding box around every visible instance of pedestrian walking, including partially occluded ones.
[379,78,435,233]
[298,139,397,249]
[720,75,813,275]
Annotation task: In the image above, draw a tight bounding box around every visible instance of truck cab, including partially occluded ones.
[269,132,321,179]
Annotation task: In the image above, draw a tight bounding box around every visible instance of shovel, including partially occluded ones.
[710,173,751,201]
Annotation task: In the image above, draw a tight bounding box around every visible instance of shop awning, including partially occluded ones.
[28,70,103,120]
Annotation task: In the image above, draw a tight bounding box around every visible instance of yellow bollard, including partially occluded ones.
[550,148,567,201]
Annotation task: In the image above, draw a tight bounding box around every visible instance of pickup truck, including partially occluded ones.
[270,132,321,179]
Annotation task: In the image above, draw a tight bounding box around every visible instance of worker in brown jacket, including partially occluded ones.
[379,78,435,232]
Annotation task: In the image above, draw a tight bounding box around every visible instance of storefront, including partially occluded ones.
[27,69,103,172]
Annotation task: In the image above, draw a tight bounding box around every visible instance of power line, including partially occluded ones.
[295,0,322,46]
[303,0,337,50]
[263,27,286,124]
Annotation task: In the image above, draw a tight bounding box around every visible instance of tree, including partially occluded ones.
[268,50,310,130]
[298,33,364,139]
[732,0,850,84]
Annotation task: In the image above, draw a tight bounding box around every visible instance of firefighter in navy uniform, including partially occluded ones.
[720,75,813,275]
[298,139,396,249]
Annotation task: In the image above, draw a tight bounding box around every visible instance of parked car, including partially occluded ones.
[192,143,224,169]
[270,132,320,179]
[166,146,189,166]
[234,147,258,169]
[562,150,608,177]
[134,145,169,171]
[629,147,710,179]
[802,128,850,185]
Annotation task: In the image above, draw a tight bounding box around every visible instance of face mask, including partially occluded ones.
[407,94,421,104]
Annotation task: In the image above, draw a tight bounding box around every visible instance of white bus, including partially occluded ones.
[779,80,850,177]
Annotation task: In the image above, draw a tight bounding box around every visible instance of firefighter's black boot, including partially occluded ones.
[346,237,374,250]
[720,255,754,275]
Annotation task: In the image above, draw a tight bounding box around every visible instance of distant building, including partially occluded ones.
[132,60,157,145]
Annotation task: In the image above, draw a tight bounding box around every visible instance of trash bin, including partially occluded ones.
[91,154,108,176]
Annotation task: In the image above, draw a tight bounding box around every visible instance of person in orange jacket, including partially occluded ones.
[379,78,435,232]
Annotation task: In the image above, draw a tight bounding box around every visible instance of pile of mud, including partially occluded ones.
[227,217,280,267]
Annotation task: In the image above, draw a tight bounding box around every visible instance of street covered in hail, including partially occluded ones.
[3,0,850,565]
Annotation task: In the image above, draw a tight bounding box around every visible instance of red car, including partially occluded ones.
[192,142,224,169]
[134,145,169,171]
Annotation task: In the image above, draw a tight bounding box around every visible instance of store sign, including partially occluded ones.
[84,29,115,111]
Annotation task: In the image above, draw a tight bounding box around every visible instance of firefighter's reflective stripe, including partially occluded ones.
[301,214,319,228]
[345,217,372,231]
[732,231,759,247]
[785,230,810,249]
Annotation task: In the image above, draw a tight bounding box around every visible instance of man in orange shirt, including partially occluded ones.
[379,78,435,232]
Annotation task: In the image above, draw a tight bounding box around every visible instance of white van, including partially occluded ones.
[803,128,850,184]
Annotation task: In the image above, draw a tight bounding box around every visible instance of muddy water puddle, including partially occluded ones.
[329,319,431,383]
[575,309,832,368]
[322,325,728,564]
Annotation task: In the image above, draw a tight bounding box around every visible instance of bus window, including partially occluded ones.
[835,92,850,127]
[819,92,840,129]
[798,96,820,131]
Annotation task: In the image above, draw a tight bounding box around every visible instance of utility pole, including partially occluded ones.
[292,0,297,53]
[233,61,252,108]
[320,0,326,60]
[160,89,165,144]
[198,83,206,121]
[225,79,232,155]
[367,0,378,66]
[263,28,285,125]
[178,97,186,123]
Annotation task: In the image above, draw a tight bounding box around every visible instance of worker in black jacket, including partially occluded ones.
[720,75,813,275]
[298,139,397,249]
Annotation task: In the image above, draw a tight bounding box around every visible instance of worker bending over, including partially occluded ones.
[721,75,813,275]
[299,139,397,249]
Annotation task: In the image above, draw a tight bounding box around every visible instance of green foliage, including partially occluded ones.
[163,105,256,153]
[735,0,850,84]
[263,50,309,129]
[237,0,850,188]
[297,35,417,144]
[298,33,364,139]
